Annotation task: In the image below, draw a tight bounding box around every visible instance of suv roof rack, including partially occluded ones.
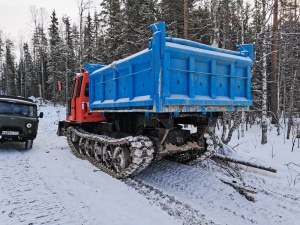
[0,95,34,103]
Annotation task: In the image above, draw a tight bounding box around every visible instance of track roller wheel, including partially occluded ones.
[112,146,131,173]
[94,142,103,161]
[85,140,94,157]
[78,138,86,155]
[102,144,113,168]
[66,127,155,178]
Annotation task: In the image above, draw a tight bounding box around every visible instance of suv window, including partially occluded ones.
[0,102,37,117]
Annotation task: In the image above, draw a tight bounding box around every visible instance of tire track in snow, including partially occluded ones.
[0,150,75,225]
[135,160,248,225]
[134,159,298,225]
[125,178,217,225]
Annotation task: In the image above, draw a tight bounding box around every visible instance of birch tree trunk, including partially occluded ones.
[41,55,44,104]
[261,0,268,145]
[239,0,245,137]
[39,8,47,104]
[211,0,218,47]
[270,0,278,124]
[287,71,297,139]
[53,71,56,106]
[277,31,281,136]
[77,0,92,71]
[241,111,245,137]
[39,84,42,106]
[184,0,188,39]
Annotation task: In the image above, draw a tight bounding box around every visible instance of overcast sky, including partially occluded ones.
[0,0,92,45]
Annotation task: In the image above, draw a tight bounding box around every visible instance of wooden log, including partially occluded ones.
[212,154,277,173]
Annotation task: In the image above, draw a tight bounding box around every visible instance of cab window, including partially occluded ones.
[84,83,89,97]
[75,76,83,97]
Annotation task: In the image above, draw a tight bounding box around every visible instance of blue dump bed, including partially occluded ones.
[88,22,253,114]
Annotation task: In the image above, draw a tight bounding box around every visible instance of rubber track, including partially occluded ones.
[66,127,154,179]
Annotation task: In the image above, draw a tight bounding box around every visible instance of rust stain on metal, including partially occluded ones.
[160,129,170,145]
[162,141,200,153]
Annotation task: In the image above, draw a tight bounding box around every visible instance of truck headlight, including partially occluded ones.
[26,123,32,128]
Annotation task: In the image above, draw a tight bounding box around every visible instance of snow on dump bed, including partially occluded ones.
[166,42,253,63]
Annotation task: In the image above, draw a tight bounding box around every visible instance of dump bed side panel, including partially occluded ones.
[89,22,253,113]
[89,50,154,110]
[161,42,252,112]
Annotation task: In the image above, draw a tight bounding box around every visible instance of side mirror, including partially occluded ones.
[39,112,44,118]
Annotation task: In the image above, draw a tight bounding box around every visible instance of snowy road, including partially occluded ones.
[1,104,300,225]
[0,149,74,225]
[137,160,300,225]
[0,106,181,225]
[0,146,182,225]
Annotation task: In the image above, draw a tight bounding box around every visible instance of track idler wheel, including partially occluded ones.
[71,132,79,143]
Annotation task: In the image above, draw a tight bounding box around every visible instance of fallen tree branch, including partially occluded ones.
[220,179,257,194]
[220,179,256,202]
[212,154,277,173]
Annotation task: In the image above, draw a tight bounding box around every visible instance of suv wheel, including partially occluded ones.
[25,139,33,150]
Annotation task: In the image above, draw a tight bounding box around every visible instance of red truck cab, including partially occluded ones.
[67,71,106,123]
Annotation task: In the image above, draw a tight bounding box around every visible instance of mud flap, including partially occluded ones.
[57,121,66,136]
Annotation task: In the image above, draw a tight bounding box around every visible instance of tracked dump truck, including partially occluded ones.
[0,95,43,149]
[57,22,253,178]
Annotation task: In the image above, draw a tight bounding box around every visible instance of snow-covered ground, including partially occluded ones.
[0,105,180,225]
[1,104,300,225]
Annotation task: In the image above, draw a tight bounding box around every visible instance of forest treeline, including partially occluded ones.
[0,0,299,143]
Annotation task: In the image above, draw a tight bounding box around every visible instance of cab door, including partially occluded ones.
[71,76,83,121]
[74,76,84,121]
[71,98,76,120]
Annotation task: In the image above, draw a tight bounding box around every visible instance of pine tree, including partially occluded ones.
[38,25,48,103]
[3,39,16,96]
[31,29,42,98]
[77,0,92,70]
[94,11,99,49]
[48,10,61,105]
[23,43,34,98]
[159,0,184,38]
[100,0,124,62]
[83,12,95,63]
[72,24,81,70]
[122,0,157,57]
[189,1,212,45]
[93,10,108,64]
[15,61,22,96]
[62,16,77,103]
[18,51,25,97]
